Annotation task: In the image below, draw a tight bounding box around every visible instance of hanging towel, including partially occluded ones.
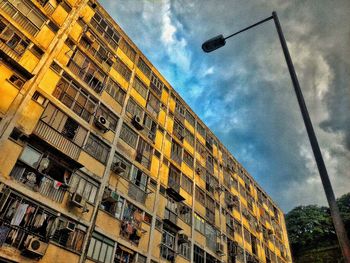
[11,203,28,226]
[33,213,47,228]
[53,180,62,189]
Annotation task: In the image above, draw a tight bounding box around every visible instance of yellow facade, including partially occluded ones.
[0,0,292,263]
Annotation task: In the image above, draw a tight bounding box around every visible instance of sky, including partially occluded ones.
[99,0,350,212]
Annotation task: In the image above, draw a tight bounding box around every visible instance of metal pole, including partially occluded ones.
[272,11,350,262]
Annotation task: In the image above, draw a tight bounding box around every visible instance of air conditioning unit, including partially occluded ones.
[132,115,144,130]
[61,221,76,232]
[94,115,110,132]
[216,242,224,255]
[24,236,48,257]
[70,192,85,208]
[84,31,96,43]
[177,233,189,244]
[111,161,127,174]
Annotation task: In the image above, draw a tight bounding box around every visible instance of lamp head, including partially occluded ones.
[202,34,226,53]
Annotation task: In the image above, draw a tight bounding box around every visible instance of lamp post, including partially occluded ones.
[202,11,350,262]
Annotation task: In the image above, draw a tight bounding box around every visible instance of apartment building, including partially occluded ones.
[0,0,292,262]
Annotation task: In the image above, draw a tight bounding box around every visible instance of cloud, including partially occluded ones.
[100,0,350,212]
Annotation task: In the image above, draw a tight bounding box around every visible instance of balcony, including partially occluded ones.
[10,163,67,203]
[33,121,81,160]
[163,208,182,232]
[0,0,41,36]
[0,220,49,259]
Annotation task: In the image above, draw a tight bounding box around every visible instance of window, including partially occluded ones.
[178,203,192,225]
[84,134,110,163]
[184,128,194,146]
[130,167,148,191]
[146,92,160,118]
[95,104,119,131]
[175,99,185,116]
[104,77,126,106]
[101,189,125,219]
[150,73,163,96]
[79,31,113,71]
[8,74,25,88]
[196,140,206,158]
[19,145,42,168]
[87,232,115,263]
[137,58,151,78]
[197,122,206,137]
[206,154,214,173]
[185,110,195,127]
[168,165,180,187]
[183,151,194,168]
[91,12,120,49]
[52,218,87,253]
[195,186,205,205]
[193,245,205,263]
[68,50,107,93]
[52,74,97,122]
[194,213,205,234]
[205,223,216,252]
[119,123,138,148]
[173,118,184,141]
[143,113,157,141]
[69,172,99,204]
[42,103,88,146]
[133,77,148,99]
[114,244,136,263]
[171,141,182,164]
[114,57,132,81]
[181,175,193,194]
[244,228,251,244]
[119,38,136,61]
[161,229,176,261]
[126,98,144,118]
[179,242,191,260]
[0,18,29,55]
[136,137,153,169]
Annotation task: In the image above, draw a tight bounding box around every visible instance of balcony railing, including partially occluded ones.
[34,121,81,160]
[0,0,40,36]
[0,219,48,251]
[10,164,67,203]
[0,41,23,61]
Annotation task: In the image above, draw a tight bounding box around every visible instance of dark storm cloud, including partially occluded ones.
[100,0,350,211]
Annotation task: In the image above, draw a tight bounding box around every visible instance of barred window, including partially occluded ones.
[126,98,144,118]
[178,203,192,225]
[95,104,119,131]
[87,232,115,263]
[69,172,99,204]
[197,122,206,137]
[91,11,120,49]
[104,78,126,106]
[150,73,163,96]
[185,110,195,127]
[183,151,193,168]
[114,57,132,81]
[119,38,136,61]
[195,186,205,205]
[171,141,182,165]
[52,74,97,122]
[68,49,107,93]
[120,123,138,148]
[244,228,251,244]
[133,77,148,99]
[137,58,151,78]
[84,134,110,163]
[146,92,160,118]
[184,128,194,146]
[194,214,205,234]
[181,174,193,194]
[178,242,191,260]
[0,17,29,55]
[136,137,152,169]
[194,245,204,263]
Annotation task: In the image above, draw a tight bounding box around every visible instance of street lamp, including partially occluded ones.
[202,11,350,262]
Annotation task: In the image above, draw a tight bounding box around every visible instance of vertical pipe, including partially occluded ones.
[272,11,350,262]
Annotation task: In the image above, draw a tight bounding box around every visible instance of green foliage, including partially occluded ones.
[285,193,350,261]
